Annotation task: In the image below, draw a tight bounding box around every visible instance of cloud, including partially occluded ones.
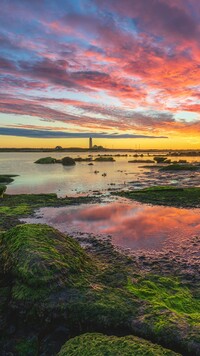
[0,0,199,145]
[40,202,200,250]
[0,127,167,139]
[95,0,199,41]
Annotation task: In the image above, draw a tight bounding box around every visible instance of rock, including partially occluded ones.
[34,157,56,164]
[0,185,7,198]
[154,156,168,163]
[0,175,17,184]
[95,156,115,162]
[61,157,76,166]
[58,333,181,355]
[0,224,199,355]
[0,224,94,300]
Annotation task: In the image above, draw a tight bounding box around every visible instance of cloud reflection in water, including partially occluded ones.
[34,202,200,251]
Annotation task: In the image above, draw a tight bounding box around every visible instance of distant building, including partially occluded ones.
[92,145,104,150]
[89,137,93,150]
[55,146,63,150]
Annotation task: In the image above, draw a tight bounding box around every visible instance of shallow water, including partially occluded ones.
[23,200,200,253]
[1,152,199,196]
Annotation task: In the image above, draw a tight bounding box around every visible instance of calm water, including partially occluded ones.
[24,200,200,252]
[2,151,200,253]
[0,152,199,196]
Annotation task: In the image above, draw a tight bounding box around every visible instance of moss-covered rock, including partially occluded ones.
[0,224,94,302]
[58,333,180,355]
[127,275,200,316]
[0,193,98,214]
[0,224,199,354]
[34,157,57,164]
[0,175,18,184]
[62,157,76,166]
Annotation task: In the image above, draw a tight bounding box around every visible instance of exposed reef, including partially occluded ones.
[95,156,115,162]
[128,159,154,163]
[113,186,200,208]
[159,164,199,171]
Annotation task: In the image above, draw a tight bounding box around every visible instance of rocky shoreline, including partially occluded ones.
[0,189,199,355]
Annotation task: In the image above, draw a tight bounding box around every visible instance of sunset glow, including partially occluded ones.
[0,0,200,148]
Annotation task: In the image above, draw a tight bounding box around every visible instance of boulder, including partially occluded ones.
[62,157,76,166]
[34,157,56,164]
[58,333,180,356]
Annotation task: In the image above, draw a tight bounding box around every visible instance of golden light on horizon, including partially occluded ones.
[1,135,200,150]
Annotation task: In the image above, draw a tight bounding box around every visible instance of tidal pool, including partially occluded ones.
[24,200,200,252]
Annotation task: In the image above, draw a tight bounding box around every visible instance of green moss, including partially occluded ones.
[58,333,180,355]
[0,204,30,216]
[0,193,99,232]
[0,193,97,211]
[127,275,200,319]
[34,156,57,164]
[66,287,140,330]
[0,224,95,302]
[127,275,200,351]
[114,186,200,207]
[0,224,199,353]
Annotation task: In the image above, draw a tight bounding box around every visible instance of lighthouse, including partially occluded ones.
[89,137,93,150]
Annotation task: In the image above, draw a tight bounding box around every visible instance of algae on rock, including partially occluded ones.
[58,333,181,356]
[0,224,199,355]
[0,224,95,302]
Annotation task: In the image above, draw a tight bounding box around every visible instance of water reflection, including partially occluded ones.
[24,202,200,251]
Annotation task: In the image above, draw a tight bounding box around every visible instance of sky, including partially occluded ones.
[0,0,200,149]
